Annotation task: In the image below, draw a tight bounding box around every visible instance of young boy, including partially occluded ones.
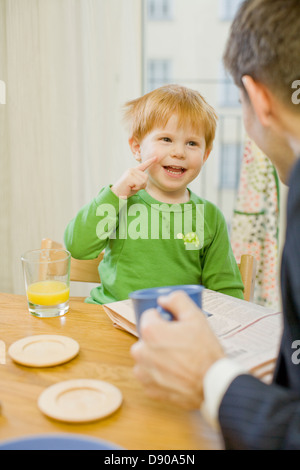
[64,84,244,304]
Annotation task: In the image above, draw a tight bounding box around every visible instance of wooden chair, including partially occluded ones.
[238,254,256,302]
[41,238,103,283]
[41,239,256,301]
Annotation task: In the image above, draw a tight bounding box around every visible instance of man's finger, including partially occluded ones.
[157,291,204,321]
[140,307,163,325]
[137,156,158,172]
[138,308,166,340]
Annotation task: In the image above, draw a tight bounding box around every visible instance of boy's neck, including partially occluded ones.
[145,184,190,204]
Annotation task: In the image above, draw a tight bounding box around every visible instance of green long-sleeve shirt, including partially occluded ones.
[64,186,244,304]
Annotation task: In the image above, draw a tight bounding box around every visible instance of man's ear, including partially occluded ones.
[242,75,274,127]
[129,136,142,161]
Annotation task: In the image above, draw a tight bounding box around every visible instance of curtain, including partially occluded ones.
[231,137,280,309]
[0,0,142,294]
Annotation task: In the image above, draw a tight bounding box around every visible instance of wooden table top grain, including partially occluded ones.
[0,293,223,450]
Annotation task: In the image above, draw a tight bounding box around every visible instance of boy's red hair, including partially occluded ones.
[123,84,218,150]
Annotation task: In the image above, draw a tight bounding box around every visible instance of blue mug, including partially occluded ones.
[129,284,205,333]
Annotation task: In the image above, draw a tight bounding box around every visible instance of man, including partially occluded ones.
[130,0,300,450]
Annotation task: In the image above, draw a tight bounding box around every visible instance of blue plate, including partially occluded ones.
[0,433,122,450]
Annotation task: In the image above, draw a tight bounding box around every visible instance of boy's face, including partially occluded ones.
[130,114,211,201]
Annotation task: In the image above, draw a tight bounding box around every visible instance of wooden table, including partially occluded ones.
[0,293,223,450]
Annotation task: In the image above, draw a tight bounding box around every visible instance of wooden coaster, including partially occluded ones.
[8,335,79,367]
[38,379,123,423]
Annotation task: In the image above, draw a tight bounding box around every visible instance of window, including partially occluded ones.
[218,65,240,107]
[147,0,173,21]
[219,0,244,21]
[146,59,172,92]
[219,143,243,189]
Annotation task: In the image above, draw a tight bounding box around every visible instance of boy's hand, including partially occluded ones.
[111,157,157,199]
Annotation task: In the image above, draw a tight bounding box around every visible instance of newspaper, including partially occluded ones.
[203,290,282,376]
[103,298,137,337]
[103,289,283,378]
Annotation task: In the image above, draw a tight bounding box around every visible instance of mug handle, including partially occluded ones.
[157,306,174,321]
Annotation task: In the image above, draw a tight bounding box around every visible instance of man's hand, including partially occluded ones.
[111,157,157,199]
[130,291,225,409]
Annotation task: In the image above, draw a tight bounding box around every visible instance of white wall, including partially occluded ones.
[0,0,142,295]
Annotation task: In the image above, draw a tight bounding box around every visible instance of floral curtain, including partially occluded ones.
[231,137,280,309]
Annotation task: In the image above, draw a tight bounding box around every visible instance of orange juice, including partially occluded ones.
[27,280,69,306]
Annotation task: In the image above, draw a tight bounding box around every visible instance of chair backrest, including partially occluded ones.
[238,254,256,302]
[41,239,256,301]
[41,238,103,283]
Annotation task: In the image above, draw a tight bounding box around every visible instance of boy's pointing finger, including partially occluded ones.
[137,156,158,172]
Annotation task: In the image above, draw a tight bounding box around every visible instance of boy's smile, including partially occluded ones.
[130,114,211,203]
[162,165,187,177]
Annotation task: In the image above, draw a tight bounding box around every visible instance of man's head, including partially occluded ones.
[223,0,300,182]
[223,0,300,110]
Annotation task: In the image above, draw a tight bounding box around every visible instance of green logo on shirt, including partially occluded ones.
[177,232,201,250]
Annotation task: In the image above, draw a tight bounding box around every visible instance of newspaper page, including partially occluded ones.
[103,289,283,373]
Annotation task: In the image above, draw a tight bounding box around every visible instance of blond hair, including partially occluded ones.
[123,84,218,150]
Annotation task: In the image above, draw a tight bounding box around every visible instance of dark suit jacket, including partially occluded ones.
[219,158,300,450]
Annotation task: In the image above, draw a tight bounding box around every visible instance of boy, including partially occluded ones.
[64,84,244,304]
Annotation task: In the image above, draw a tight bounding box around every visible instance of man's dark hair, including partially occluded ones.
[223,0,300,109]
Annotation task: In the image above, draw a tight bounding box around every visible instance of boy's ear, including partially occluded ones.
[129,136,141,161]
[203,148,211,163]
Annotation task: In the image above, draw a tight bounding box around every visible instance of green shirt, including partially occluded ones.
[64,186,244,304]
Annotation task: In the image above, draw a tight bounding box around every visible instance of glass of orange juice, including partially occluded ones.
[21,249,71,318]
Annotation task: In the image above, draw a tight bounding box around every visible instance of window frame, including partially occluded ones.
[147,0,174,21]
